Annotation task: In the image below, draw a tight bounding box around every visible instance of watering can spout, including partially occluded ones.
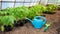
[26,18,33,23]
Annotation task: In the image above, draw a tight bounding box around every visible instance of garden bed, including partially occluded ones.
[0,10,60,34]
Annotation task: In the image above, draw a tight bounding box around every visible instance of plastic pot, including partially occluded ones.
[14,20,24,27]
[4,25,13,32]
[43,11,56,14]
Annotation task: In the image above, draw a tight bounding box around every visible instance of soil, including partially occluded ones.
[0,10,60,34]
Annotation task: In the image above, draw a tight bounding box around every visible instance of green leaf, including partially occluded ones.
[1,26,5,32]
[0,15,15,27]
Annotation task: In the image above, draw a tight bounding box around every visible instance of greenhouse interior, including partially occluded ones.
[0,0,60,34]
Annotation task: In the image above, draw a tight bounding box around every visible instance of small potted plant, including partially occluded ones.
[0,15,15,32]
[57,5,60,10]
[27,7,38,20]
[44,4,58,14]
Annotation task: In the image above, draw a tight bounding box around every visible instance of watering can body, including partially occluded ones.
[26,16,46,29]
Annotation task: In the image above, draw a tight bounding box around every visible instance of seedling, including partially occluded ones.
[44,22,51,32]
[0,15,15,32]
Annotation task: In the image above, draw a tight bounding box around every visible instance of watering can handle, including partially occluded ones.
[34,16,46,23]
[42,17,46,23]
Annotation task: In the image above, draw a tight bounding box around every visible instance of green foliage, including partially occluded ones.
[5,6,29,19]
[27,5,47,19]
[0,15,15,31]
[27,7,37,19]
[1,26,5,32]
[0,11,9,16]
[0,6,30,32]
[0,15,15,26]
[47,4,58,11]
[33,5,47,12]
[57,5,60,9]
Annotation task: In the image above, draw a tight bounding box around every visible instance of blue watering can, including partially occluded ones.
[26,16,46,29]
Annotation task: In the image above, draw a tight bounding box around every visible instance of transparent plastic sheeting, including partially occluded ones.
[0,0,40,9]
[0,2,1,8]
[2,0,15,1]
[2,3,14,9]
[15,3,38,7]
[0,0,60,9]
[48,0,60,5]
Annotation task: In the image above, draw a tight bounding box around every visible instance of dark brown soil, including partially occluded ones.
[0,10,60,34]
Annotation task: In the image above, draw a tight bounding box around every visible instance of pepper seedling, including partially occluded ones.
[44,22,51,32]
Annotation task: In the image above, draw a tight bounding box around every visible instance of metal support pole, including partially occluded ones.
[13,0,16,7]
[0,1,1,10]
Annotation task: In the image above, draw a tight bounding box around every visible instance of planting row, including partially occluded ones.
[0,4,59,32]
